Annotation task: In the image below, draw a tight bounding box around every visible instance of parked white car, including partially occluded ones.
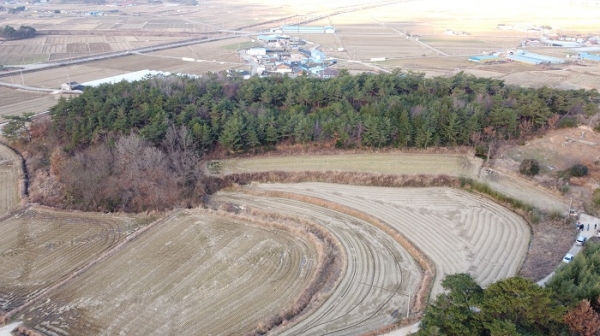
[576,236,587,245]
[563,253,574,263]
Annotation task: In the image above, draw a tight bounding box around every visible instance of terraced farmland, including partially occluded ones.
[0,207,143,314]
[248,183,531,296]
[20,210,319,336]
[0,143,20,217]
[215,192,422,336]
[216,153,481,177]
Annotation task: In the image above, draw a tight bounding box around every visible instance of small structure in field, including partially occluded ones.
[61,81,83,91]
[468,55,499,63]
[80,70,171,88]
[579,52,600,62]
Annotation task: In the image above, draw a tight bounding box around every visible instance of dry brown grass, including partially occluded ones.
[518,217,577,281]
[223,170,461,189]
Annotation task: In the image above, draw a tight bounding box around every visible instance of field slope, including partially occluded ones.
[0,143,21,217]
[0,207,144,314]
[215,191,422,336]
[215,153,481,177]
[19,210,319,336]
[250,183,531,297]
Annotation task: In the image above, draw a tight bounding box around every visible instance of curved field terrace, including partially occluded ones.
[0,207,144,314]
[249,183,531,297]
[19,210,319,336]
[215,192,422,336]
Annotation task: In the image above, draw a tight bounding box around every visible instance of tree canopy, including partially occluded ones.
[0,25,35,40]
[420,243,600,336]
[48,72,598,154]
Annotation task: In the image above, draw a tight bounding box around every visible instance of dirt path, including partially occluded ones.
[478,168,568,213]
[215,192,421,336]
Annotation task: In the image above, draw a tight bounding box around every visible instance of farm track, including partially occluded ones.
[250,183,530,297]
[19,211,318,336]
[480,169,568,213]
[215,192,421,336]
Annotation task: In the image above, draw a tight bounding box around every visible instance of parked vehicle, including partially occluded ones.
[576,236,587,245]
[563,253,574,263]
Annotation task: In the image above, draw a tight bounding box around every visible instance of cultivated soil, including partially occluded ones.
[216,153,481,177]
[0,207,144,314]
[0,143,21,217]
[215,191,422,335]
[245,183,531,299]
[18,210,319,336]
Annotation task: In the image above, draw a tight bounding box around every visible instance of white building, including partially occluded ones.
[247,47,267,56]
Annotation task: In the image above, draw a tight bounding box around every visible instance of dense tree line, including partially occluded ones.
[0,25,36,40]
[49,71,598,154]
[419,242,600,336]
[14,71,598,211]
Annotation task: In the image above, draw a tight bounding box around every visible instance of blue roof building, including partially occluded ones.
[468,55,499,63]
[311,50,326,61]
[507,55,544,65]
[508,50,565,64]
[579,53,600,62]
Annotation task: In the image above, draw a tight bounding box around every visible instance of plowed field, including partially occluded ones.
[250,183,530,297]
[20,210,318,336]
[215,192,422,336]
[0,144,20,217]
[217,153,480,177]
[0,207,143,313]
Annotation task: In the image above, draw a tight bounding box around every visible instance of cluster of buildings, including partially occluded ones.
[269,25,335,34]
[242,29,339,78]
[469,33,600,66]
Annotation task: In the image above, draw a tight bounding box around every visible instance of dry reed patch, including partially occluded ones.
[519,218,577,281]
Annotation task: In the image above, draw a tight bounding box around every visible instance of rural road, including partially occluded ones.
[0,322,21,336]
[537,213,600,286]
[370,17,448,56]
[0,81,57,93]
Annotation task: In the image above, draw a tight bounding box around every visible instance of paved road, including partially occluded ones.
[0,322,21,336]
[537,213,600,286]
